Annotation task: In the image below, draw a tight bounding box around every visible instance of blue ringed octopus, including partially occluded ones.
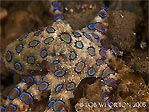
[1,1,121,112]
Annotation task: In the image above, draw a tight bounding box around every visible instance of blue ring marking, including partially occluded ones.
[60,53,67,59]
[15,44,23,53]
[7,87,20,100]
[55,84,63,92]
[19,34,28,41]
[30,70,36,74]
[54,69,66,77]
[46,26,56,33]
[104,78,116,87]
[22,76,34,86]
[87,23,95,30]
[50,53,56,57]
[43,37,54,44]
[36,76,45,85]
[36,63,41,67]
[109,109,114,112]
[73,32,81,37]
[83,32,93,42]
[48,99,56,109]
[99,47,106,57]
[38,81,49,91]
[27,56,35,64]
[101,67,115,78]
[0,106,6,112]
[101,89,108,99]
[20,92,33,105]
[94,22,105,34]
[40,49,48,58]
[74,61,85,73]
[69,51,77,61]
[75,41,84,49]
[14,62,22,71]
[91,33,100,39]
[53,60,60,65]
[59,33,72,44]
[87,46,95,56]
[96,59,103,66]
[105,99,111,106]
[87,67,96,76]
[97,12,106,19]
[6,104,17,111]
[29,40,39,47]
[52,1,61,11]
[102,6,108,12]
[66,81,76,91]
[53,100,65,111]
[112,46,120,57]
[6,50,12,62]
[54,14,64,21]
[34,30,42,36]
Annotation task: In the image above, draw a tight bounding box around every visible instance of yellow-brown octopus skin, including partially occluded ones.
[1,2,119,112]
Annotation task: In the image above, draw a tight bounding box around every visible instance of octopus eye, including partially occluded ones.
[103,78,116,87]
[15,44,23,53]
[87,23,95,30]
[54,69,66,77]
[69,51,77,61]
[48,99,56,109]
[59,33,72,44]
[55,84,63,92]
[43,37,54,45]
[38,81,49,91]
[7,87,20,100]
[14,62,22,71]
[75,41,84,49]
[73,32,81,37]
[29,40,39,47]
[53,60,60,65]
[6,104,17,111]
[96,59,104,66]
[20,92,33,105]
[66,81,76,91]
[74,61,85,73]
[5,50,12,62]
[87,67,96,76]
[19,34,28,41]
[102,67,114,78]
[83,32,93,42]
[87,46,95,56]
[40,49,48,58]
[53,100,65,111]
[27,56,35,64]
[46,26,55,33]
[94,22,105,34]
